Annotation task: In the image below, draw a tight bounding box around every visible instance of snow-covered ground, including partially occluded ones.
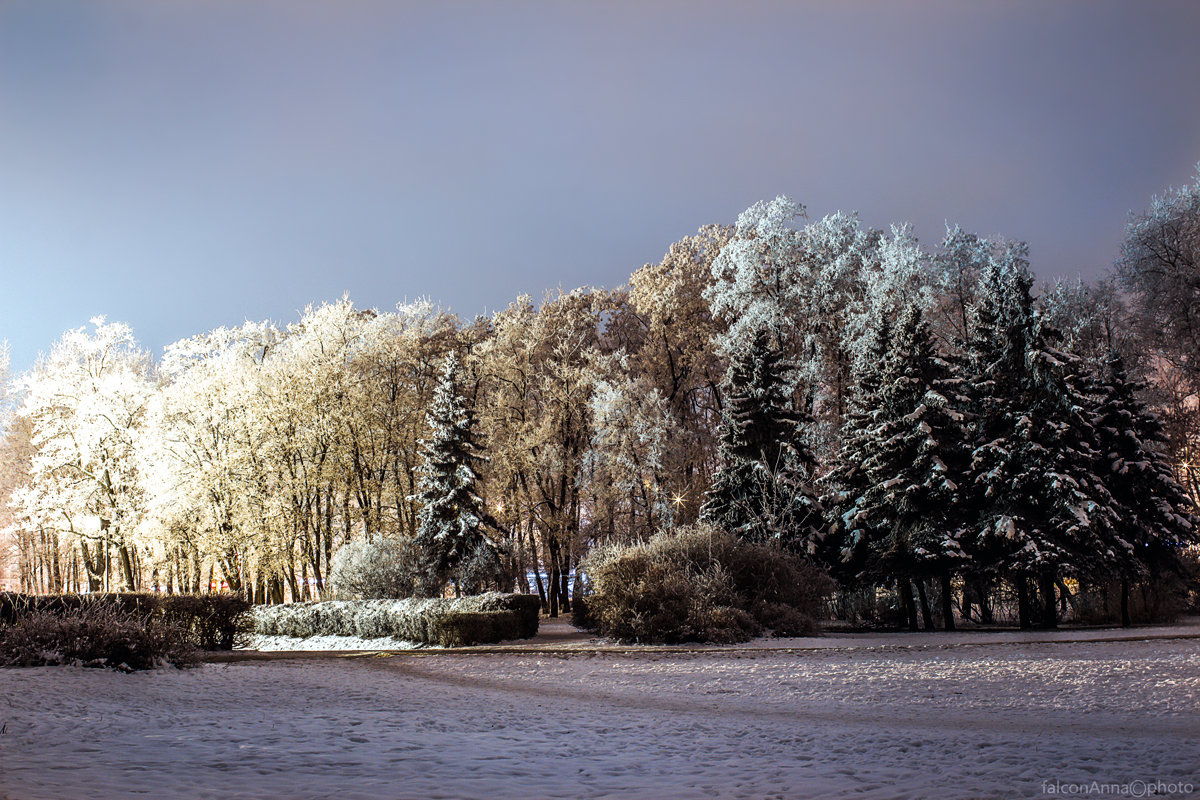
[243,617,1200,653]
[2,635,1199,799]
[245,633,425,651]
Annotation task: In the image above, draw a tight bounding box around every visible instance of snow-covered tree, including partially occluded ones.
[146,320,278,595]
[344,301,461,540]
[843,303,971,629]
[624,225,732,528]
[927,226,1028,347]
[706,196,810,360]
[823,316,892,580]
[701,325,821,551]
[965,264,1116,628]
[585,370,677,537]
[1116,166,1200,386]
[1091,352,1199,623]
[412,350,496,593]
[705,196,933,441]
[11,318,153,590]
[478,288,615,614]
[1039,277,1135,369]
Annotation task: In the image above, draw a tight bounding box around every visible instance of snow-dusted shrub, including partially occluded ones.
[157,594,252,650]
[329,536,441,599]
[753,602,816,637]
[250,592,538,645]
[0,603,198,670]
[579,524,834,644]
[0,592,251,652]
[570,595,592,630]
[453,539,517,596]
[0,591,153,625]
[581,540,736,644]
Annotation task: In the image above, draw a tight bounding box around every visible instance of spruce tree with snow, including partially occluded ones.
[965,263,1117,628]
[700,325,822,551]
[411,351,498,595]
[1091,352,1199,624]
[823,316,892,582]
[849,304,971,630]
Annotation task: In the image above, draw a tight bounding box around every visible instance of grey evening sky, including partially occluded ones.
[2,1,1199,373]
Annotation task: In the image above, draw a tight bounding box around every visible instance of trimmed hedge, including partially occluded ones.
[251,591,539,646]
[0,592,252,651]
[432,611,520,647]
[156,594,253,650]
[0,602,199,670]
[478,592,541,639]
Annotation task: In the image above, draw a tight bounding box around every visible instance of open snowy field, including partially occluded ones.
[2,635,1199,800]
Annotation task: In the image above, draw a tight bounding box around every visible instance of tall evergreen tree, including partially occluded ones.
[701,326,821,550]
[965,263,1116,628]
[1091,352,1199,624]
[823,316,892,580]
[851,304,971,630]
[411,351,497,591]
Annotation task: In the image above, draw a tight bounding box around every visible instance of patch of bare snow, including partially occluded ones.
[244,633,425,652]
[1,639,1197,799]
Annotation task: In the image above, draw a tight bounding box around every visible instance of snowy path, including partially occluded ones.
[2,638,1198,799]
[240,617,1200,654]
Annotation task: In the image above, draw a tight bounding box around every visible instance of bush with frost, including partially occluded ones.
[250,591,540,646]
[0,602,198,670]
[328,536,442,599]
[579,524,834,644]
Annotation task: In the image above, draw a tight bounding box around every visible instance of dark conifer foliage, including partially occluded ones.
[701,326,821,551]
[965,263,1117,626]
[1091,353,1198,588]
[853,304,970,591]
[823,316,892,580]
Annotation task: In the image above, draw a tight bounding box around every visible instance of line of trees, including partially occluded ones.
[3,172,1199,625]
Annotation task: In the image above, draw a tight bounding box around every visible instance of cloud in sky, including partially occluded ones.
[2,0,1199,370]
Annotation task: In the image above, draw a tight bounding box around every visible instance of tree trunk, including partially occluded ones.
[192,543,203,594]
[899,579,919,631]
[559,547,572,614]
[1120,578,1131,627]
[80,541,103,592]
[977,578,994,624]
[515,523,531,595]
[50,531,63,592]
[269,574,285,605]
[1039,569,1058,629]
[1055,578,1079,615]
[1016,578,1032,630]
[531,529,547,610]
[548,558,560,618]
[940,572,955,631]
[916,579,934,630]
[118,543,136,591]
[219,553,244,593]
[546,534,562,617]
[286,559,300,603]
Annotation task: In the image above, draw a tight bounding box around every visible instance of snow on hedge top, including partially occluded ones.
[251,592,516,639]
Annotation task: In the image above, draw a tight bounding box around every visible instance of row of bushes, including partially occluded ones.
[0,602,201,671]
[0,592,252,651]
[575,524,835,644]
[251,591,540,647]
[1,592,252,670]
